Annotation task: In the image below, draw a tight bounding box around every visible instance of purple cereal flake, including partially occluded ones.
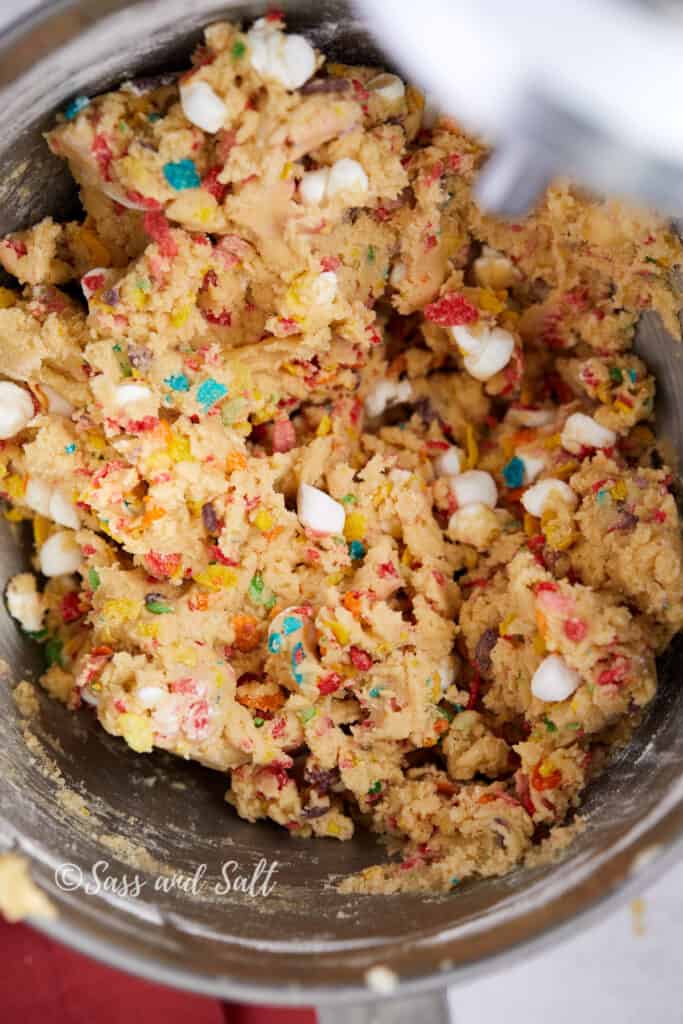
[102,287,120,307]
[474,627,498,677]
[304,766,341,793]
[608,509,639,533]
[127,343,153,371]
[201,501,219,534]
[301,803,330,820]
[300,77,351,95]
[123,72,179,96]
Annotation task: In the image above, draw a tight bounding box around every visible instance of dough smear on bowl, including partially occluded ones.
[2,13,683,893]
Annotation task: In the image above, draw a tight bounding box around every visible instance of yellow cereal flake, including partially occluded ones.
[102,598,141,624]
[32,515,51,547]
[316,414,332,437]
[326,620,350,645]
[195,564,238,590]
[137,621,159,639]
[167,433,191,463]
[86,432,107,453]
[344,511,366,542]
[170,305,190,328]
[254,509,273,532]
[5,474,26,501]
[119,712,154,754]
[610,479,628,501]
[541,433,561,449]
[538,759,557,778]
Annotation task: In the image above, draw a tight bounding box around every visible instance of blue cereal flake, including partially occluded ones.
[291,641,305,684]
[282,615,302,635]
[163,158,201,190]
[348,540,366,560]
[267,631,282,654]
[596,488,609,506]
[165,373,190,392]
[197,377,228,409]
[503,455,525,488]
[628,368,638,383]
[64,95,90,120]
[64,443,77,454]
[369,686,382,698]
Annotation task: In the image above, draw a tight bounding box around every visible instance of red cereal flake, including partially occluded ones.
[265,7,285,22]
[596,657,630,687]
[142,210,178,260]
[278,317,299,336]
[349,646,373,672]
[317,672,342,695]
[272,418,296,453]
[125,190,161,210]
[531,762,562,791]
[466,672,481,710]
[320,256,341,272]
[171,677,200,695]
[424,233,438,251]
[5,237,27,258]
[651,508,667,523]
[424,292,479,327]
[564,618,588,643]
[203,308,232,326]
[61,591,83,624]
[92,133,113,181]
[446,153,461,172]
[208,544,239,566]
[425,160,443,184]
[377,561,398,579]
[271,717,286,739]
[144,551,182,579]
[202,165,228,202]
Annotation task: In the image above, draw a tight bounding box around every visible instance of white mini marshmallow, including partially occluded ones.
[521,478,577,518]
[299,168,329,205]
[450,470,498,509]
[247,19,316,90]
[518,453,546,484]
[114,382,153,407]
[367,73,405,102]
[297,482,345,535]
[506,406,555,428]
[389,261,406,286]
[448,502,500,549]
[451,325,483,356]
[180,80,226,133]
[101,185,149,211]
[80,688,100,707]
[561,412,617,452]
[434,446,463,477]
[312,271,338,304]
[463,328,515,382]
[48,488,80,530]
[137,685,166,707]
[39,530,82,577]
[0,382,34,439]
[326,158,369,198]
[531,654,581,702]
[42,384,74,417]
[25,478,52,517]
[6,573,45,633]
[364,378,413,418]
[473,246,519,290]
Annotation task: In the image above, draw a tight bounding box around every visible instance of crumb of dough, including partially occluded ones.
[12,680,40,718]
[0,853,56,922]
[1,12,682,894]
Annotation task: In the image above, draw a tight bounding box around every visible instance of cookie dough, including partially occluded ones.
[1,13,683,893]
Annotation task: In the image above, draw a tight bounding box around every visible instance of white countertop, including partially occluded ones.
[2,3,682,1021]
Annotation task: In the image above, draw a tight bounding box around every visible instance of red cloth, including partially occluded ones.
[0,920,317,1024]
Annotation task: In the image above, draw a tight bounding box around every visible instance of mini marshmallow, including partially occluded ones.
[531,654,581,702]
[518,453,546,484]
[326,158,369,198]
[434,446,463,477]
[180,80,226,133]
[299,168,329,205]
[137,685,166,707]
[39,530,83,577]
[247,19,316,90]
[297,482,345,535]
[506,406,555,428]
[114,382,153,407]
[450,470,498,509]
[6,573,45,633]
[462,328,515,382]
[25,478,52,517]
[364,378,413,418]
[389,261,406,286]
[48,488,80,530]
[448,502,500,549]
[312,271,338,304]
[521,478,577,518]
[42,384,74,417]
[0,382,34,439]
[367,73,405,102]
[451,325,483,356]
[101,184,150,210]
[80,688,100,707]
[561,412,617,452]
[473,246,519,290]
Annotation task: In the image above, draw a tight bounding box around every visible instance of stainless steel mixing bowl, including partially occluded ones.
[1,2,683,1018]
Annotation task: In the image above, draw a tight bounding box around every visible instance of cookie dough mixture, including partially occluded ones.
[1,14,683,894]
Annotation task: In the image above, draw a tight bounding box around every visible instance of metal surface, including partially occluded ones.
[1,0,683,1012]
